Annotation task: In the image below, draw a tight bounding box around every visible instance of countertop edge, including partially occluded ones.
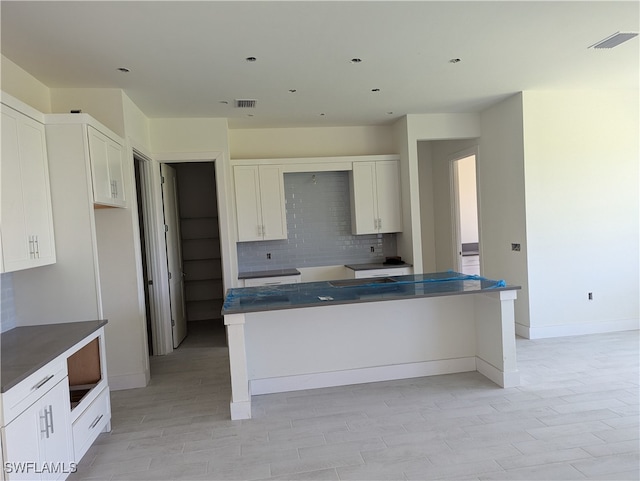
[222,285,520,316]
[1,319,108,393]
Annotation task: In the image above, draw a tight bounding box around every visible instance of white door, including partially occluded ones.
[161,164,187,348]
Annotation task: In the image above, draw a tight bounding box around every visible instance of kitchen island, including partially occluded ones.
[222,272,520,420]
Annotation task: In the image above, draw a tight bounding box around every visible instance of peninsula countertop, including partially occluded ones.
[1,319,108,393]
[222,272,518,315]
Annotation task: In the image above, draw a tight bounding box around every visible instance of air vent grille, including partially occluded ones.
[590,32,638,49]
[235,99,257,108]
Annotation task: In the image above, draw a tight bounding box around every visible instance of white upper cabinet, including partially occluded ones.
[234,165,287,241]
[350,160,402,234]
[87,126,126,207]
[1,103,56,273]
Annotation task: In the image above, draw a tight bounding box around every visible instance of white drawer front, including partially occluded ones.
[244,275,301,287]
[72,386,110,462]
[353,267,413,279]
[2,359,67,425]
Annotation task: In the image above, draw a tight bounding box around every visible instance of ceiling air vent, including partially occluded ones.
[234,99,257,108]
[589,32,638,49]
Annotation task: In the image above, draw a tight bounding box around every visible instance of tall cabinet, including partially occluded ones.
[0,99,56,272]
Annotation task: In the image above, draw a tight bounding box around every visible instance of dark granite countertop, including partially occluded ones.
[345,262,412,271]
[222,272,518,315]
[238,269,301,280]
[1,320,107,393]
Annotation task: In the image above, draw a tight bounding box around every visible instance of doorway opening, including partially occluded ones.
[451,152,480,275]
[166,162,225,348]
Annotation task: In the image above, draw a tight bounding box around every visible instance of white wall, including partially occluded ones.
[149,118,229,153]
[50,88,126,137]
[522,90,639,338]
[479,94,530,331]
[1,55,51,114]
[229,125,394,159]
[417,141,435,272]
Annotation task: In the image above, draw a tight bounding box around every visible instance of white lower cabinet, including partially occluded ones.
[2,379,73,481]
[242,275,301,287]
[1,326,110,481]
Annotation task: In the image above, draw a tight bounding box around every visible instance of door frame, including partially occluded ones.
[449,147,481,273]
[138,151,227,355]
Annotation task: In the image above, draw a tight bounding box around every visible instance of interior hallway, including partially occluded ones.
[69,328,639,480]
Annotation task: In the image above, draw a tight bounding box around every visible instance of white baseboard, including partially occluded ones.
[476,357,520,388]
[249,357,477,396]
[517,318,639,340]
[108,371,149,391]
[229,399,252,420]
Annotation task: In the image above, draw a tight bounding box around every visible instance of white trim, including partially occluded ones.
[229,400,252,420]
[230,154,398,166]
[517,318,640,340]
[476,356,520,388]
[153,151,223,163]
[249,357,477,396]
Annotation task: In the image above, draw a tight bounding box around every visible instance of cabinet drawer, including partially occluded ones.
[353,267,413,279]
[2,359,67,425]
[72,386,110,461]
[243,275,301,287]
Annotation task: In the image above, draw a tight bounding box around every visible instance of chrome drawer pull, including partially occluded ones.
[89,414,104,430]
[32,374,55,391]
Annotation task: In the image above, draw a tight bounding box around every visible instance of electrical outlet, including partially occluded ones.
[588,292,593,300]
[266,253,271,260]
[511,243,521,252]
[370,246,375,253]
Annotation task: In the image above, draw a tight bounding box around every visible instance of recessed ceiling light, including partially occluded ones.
[245,56,257,62]
[219,101,229,104]
[449,58,461,64]
[117,67,130,73]
[589,32,638,49]
[350,58,362,63]
[289,89,297,93]
[371,88,381,92]
[320,113,326,116]
[247,114,254,117]
[387,112,394,115]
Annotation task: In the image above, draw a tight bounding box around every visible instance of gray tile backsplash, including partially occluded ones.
[1,273,18,333]
[237,171,397,272]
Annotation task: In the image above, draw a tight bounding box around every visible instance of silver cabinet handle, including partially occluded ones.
[89,414,104,430]
[34,235,40,257]
[32,374,54,391]
[47,405,54,434]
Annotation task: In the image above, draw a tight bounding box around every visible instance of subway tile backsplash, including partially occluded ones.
[237,171,397,272]
[0,273,18,333]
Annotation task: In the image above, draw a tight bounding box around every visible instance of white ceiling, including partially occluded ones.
[1,1,638,128]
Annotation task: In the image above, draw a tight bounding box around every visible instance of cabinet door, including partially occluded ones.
[87,127,112,205]
[87,127,126,207]
[2,380,72,481]
[234,166,263,241]
[258,166,287,241]
[375,161,403,233]
[350,162,378,235]
[1,106,56,272]
[106,140,126,207]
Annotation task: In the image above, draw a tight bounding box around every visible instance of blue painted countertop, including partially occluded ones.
[222,272,518,315]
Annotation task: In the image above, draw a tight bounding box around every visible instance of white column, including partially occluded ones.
[223,313,251,419]
[474,290,520,388]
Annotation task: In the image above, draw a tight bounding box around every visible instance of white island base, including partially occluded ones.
[224,289,519,420]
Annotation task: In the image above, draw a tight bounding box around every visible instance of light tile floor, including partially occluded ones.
[70,323,639,481]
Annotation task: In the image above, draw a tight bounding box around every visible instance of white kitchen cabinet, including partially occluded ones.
[350,161,402,235]
[1,379,73,481]
[349,266,413,279]
[242,274,301,287]
[234,165,287,241]
[1,323,110,480]
[0,102,56,273]
[87,126,126,207]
